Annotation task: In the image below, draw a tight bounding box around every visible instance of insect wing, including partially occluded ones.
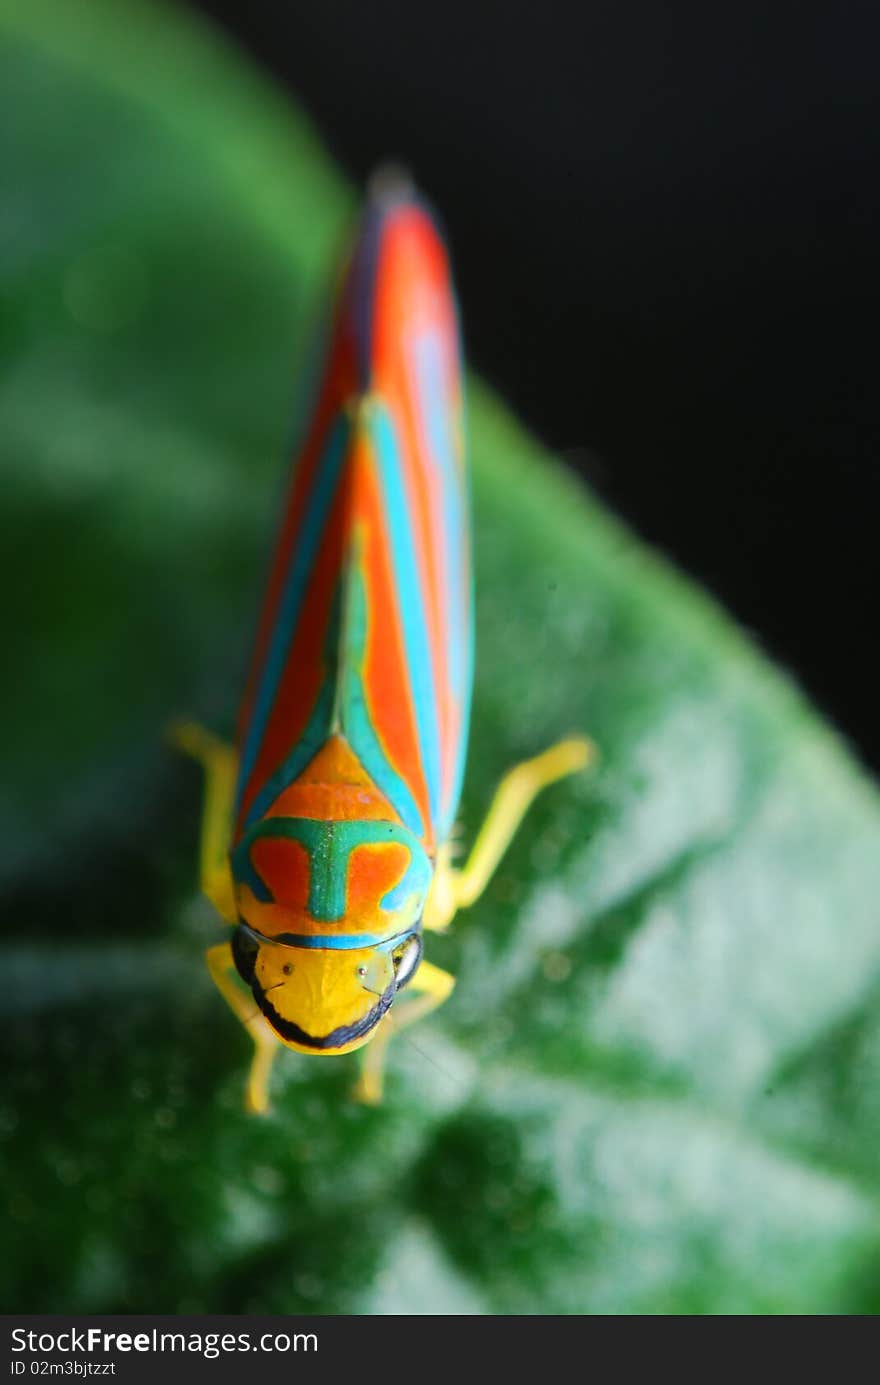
[234,188,472,853]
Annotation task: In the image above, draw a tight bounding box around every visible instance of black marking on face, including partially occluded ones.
[252,977,395,1050]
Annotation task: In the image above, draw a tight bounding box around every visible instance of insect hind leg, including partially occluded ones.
[424,735,594,932]
[170,720,238,922]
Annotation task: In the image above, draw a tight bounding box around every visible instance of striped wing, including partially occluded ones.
[234,184,472,854]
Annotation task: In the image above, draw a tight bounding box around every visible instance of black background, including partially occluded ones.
[194,1,878,769]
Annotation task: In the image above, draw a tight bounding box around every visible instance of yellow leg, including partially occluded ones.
[352,960,455,1105]
[424,736,595,931]
[205,941,280,1114]
[170,720,238,921]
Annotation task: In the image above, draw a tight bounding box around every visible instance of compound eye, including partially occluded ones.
[231,924,259,985]
[391,935,423,991]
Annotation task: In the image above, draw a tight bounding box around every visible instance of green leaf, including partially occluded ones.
[3,0,880,1315]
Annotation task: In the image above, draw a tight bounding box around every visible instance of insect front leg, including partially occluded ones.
[205,942,280,1114]
[351,960,455,1105]
[170,720,238,922]
[424,736,595,931]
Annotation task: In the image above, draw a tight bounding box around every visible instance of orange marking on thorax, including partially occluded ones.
[347,840,411,916]
[250,837,310,912]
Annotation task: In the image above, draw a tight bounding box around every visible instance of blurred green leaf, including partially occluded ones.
[3,0,880,1315]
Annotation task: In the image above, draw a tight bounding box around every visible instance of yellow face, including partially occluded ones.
[231,925,423,1054]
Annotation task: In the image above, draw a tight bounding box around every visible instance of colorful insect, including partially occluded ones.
[173,176,591,1112]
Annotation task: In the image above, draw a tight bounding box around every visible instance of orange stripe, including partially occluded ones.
[358,431,435,845]
[237,304,356,742]
[236,455,354,831]
[373,206,459,821]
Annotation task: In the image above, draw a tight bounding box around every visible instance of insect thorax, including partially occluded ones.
[230,813,432,942]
